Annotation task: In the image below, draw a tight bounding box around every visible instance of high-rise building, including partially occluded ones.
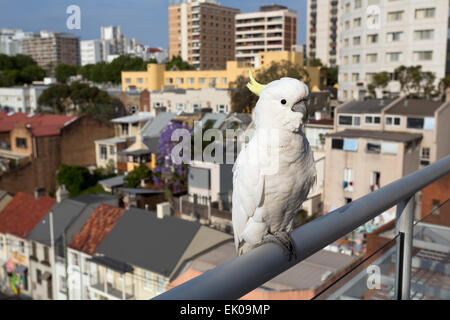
[235,5,298,67]
[306,0,340,67]
[0,29,38,56]
[80,40,103,66]
[101,25,126,58]
[23,31,80,70]
[168,0,239,70]
[338,0,449,101]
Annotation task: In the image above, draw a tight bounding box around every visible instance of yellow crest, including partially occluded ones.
[247,70,266,96]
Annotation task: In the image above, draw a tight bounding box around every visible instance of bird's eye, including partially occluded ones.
[281,99,287,105]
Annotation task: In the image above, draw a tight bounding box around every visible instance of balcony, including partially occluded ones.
[154,156,450,300]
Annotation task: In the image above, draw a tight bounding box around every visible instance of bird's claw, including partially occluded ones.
[259,231,297,262]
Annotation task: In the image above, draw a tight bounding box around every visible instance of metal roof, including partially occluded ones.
[111,112,153,124]
[140,112,177,137]
[98,175,126,189]
[385,99,444,116]
[95,207,202,277]
[338,99,395,114]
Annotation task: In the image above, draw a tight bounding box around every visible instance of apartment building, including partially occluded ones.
[235,5,298,67]
[324,97,450,217]
[80,40,103,66]
[168,0,239,70]
[0,29,38,56]
[0,85,48,113]
[23,31,80,70]
[307,0,340,67]
[338,0,449,101]
[122,50,324,92]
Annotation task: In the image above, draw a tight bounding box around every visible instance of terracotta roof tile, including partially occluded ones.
[68,204,124,255]
[0,192,56,238]
[0,111,77,137]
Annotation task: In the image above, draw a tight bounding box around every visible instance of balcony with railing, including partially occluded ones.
[154,155,450,300]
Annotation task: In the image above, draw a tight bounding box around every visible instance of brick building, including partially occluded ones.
[0,112,114,194]
[421,174,450,227]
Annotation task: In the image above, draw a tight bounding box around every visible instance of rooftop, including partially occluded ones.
[111,112,153,124]
[327,129,423,143]
[0,111,77,137]
[385,98,444,117]
[338,99,395,115]
[307,118,334,127]
[68,204,124,255]
[95,207,230,278]
[139,112,176,137]
[0,192,56,238]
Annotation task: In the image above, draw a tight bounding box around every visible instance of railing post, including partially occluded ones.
[394,195,415,300]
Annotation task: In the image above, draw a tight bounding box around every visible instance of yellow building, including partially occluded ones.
[122,51,325,92]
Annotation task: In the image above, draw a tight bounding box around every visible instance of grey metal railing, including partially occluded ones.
[154,155,450,300]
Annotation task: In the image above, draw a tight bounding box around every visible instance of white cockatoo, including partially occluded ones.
[232,71,317,259]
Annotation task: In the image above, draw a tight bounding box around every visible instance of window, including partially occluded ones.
[386,52,403,62]
[365,115,381,124]
[367,34,378,44]
[338,115,360,126]
[37,269,42,285]
[386,116,401,126]
[352,55,360,64]
[432,199,440,214]
[370,171,381,191]
[109,146,115,156]
[166,78,173,84]
[176,78,184,84]
[366,53,378,63]
[222,77,227,85]
[198,77,206,84]
[415,8,435,19]
[19,241,25,253]
[407,117,424,129]
[121,123,129,136]
[217,105,227,113]
[387,11,404,22]
[157,275,165,294]
[192,104,200,112]
[355,0,362,9]
[99,145,107,160]
[16,138,27,148]
[176,103,185,112]
[421,147,430,160]
[343,56,349,65]
[125,78,131,83]
[72,253,79,267]
[60,276,66,293]
[367,143,381,154]
[332,139,344,150]
[144,271,152,290]
[44,246,49,263]
[187,78,195,84]
[413,51,433,62]
[344,168,354,192]
[137,78,143,84]
[0,236,3,250]
[386,32,403,42]
[353,36,361,46]
[344,39,349,48]
[353,18,361,27]
[414,30,434,40]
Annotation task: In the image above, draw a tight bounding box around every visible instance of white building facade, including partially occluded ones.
[80,40,103,66]
[0,85,48,113]
[235,5,298,67]
[306,0,340,67]
[338,0,449,101]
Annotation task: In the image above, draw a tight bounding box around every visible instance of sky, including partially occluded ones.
[0,0,307,48]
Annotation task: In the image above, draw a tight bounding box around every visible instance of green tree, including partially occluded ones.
[229,60,310,113]
[20,65,46,83]
[368,72,390,97]
[124,165,152,188]
[306,58,323,67]
[55,64,78,83]
[326,67,338,86]
[165,55,195,71]
[56,164,96,196]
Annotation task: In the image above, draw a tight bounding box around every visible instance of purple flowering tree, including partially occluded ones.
[152,121,192,196]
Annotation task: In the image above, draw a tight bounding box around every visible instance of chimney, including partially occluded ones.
[56,185,69,203]
[34,187,46,200]
[157,202,170,219]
